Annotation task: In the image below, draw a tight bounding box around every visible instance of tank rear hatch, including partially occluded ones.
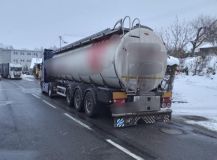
[115,27,167,94]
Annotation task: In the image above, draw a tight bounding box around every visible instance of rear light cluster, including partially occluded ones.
[112,92,127,106]
[162,97,171,108]
[113,99,125,106]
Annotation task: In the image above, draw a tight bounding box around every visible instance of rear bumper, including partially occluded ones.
[112,109,172,127]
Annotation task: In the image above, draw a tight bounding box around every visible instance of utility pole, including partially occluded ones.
[59,35,68,51]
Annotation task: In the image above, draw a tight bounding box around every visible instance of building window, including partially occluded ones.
[27,52,31,55]
[20,52,25,55]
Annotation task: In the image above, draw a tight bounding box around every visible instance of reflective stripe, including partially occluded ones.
[112,92,127,100]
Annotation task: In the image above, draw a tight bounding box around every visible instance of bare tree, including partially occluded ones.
[159,28,173,53]
[48,45,58,50]
[159,17,190,57]
[34,47,44,51]
[189,15,217,55]
[206,20,217,45]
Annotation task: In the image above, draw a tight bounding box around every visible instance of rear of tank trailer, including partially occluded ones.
[41,17,172,127]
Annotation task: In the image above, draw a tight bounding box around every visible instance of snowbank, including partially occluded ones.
[181,55,217,75]
[172,74,217,131]
[167,56,179,66]
[21,74,34,81]
[22,74,34,78]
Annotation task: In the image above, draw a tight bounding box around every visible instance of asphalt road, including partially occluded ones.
[0,78,217,160]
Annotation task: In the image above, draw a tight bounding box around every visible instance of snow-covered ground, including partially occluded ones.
[21,74,35,81]
[172,74,217,132]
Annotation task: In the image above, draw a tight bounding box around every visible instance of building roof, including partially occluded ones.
[0,48,42,52]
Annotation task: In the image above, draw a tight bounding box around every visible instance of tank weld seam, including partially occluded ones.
[121,76,163,80]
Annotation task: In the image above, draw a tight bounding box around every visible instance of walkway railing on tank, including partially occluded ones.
[113,16,141,36]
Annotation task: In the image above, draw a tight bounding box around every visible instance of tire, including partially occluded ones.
[84,90,98,117]
[74,88,83,112]
[48,83,54,98]
[40,82,45,94]
[66,88,73,107]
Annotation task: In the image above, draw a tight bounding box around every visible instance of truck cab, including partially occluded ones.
[9,64,22,79]
[1,63,22,79]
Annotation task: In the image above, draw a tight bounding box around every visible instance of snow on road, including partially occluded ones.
[22,74,35,81]
[172,74,217,132]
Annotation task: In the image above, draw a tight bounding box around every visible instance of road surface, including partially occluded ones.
[0,77,217,160]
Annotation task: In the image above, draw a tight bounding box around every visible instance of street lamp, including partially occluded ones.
[59,35,68,50]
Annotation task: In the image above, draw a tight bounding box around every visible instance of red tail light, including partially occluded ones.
[162,97,171,108]
[114,99,125,106]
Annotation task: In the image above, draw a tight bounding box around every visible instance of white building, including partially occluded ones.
[0,48,43,70]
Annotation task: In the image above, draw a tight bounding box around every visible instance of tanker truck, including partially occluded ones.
[41,17,172,127]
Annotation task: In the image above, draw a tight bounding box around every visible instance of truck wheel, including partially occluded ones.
[40,82,45,94]
[84,90,98,117]
[66,89,73,107]
[48,83,54,98]
[74,88,83,112]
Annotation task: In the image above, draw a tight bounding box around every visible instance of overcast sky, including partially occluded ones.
[0,0,217,49]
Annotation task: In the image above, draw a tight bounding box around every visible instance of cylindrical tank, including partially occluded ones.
[45,27,167,94]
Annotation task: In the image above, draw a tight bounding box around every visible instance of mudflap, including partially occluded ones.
[112,109,172,128]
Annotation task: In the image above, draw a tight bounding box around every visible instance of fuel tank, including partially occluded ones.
[45,27,167,94]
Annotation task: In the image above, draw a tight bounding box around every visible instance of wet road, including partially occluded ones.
[0,78,217,160]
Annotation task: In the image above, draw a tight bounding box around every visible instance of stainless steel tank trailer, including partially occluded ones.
[41,16,172,127]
